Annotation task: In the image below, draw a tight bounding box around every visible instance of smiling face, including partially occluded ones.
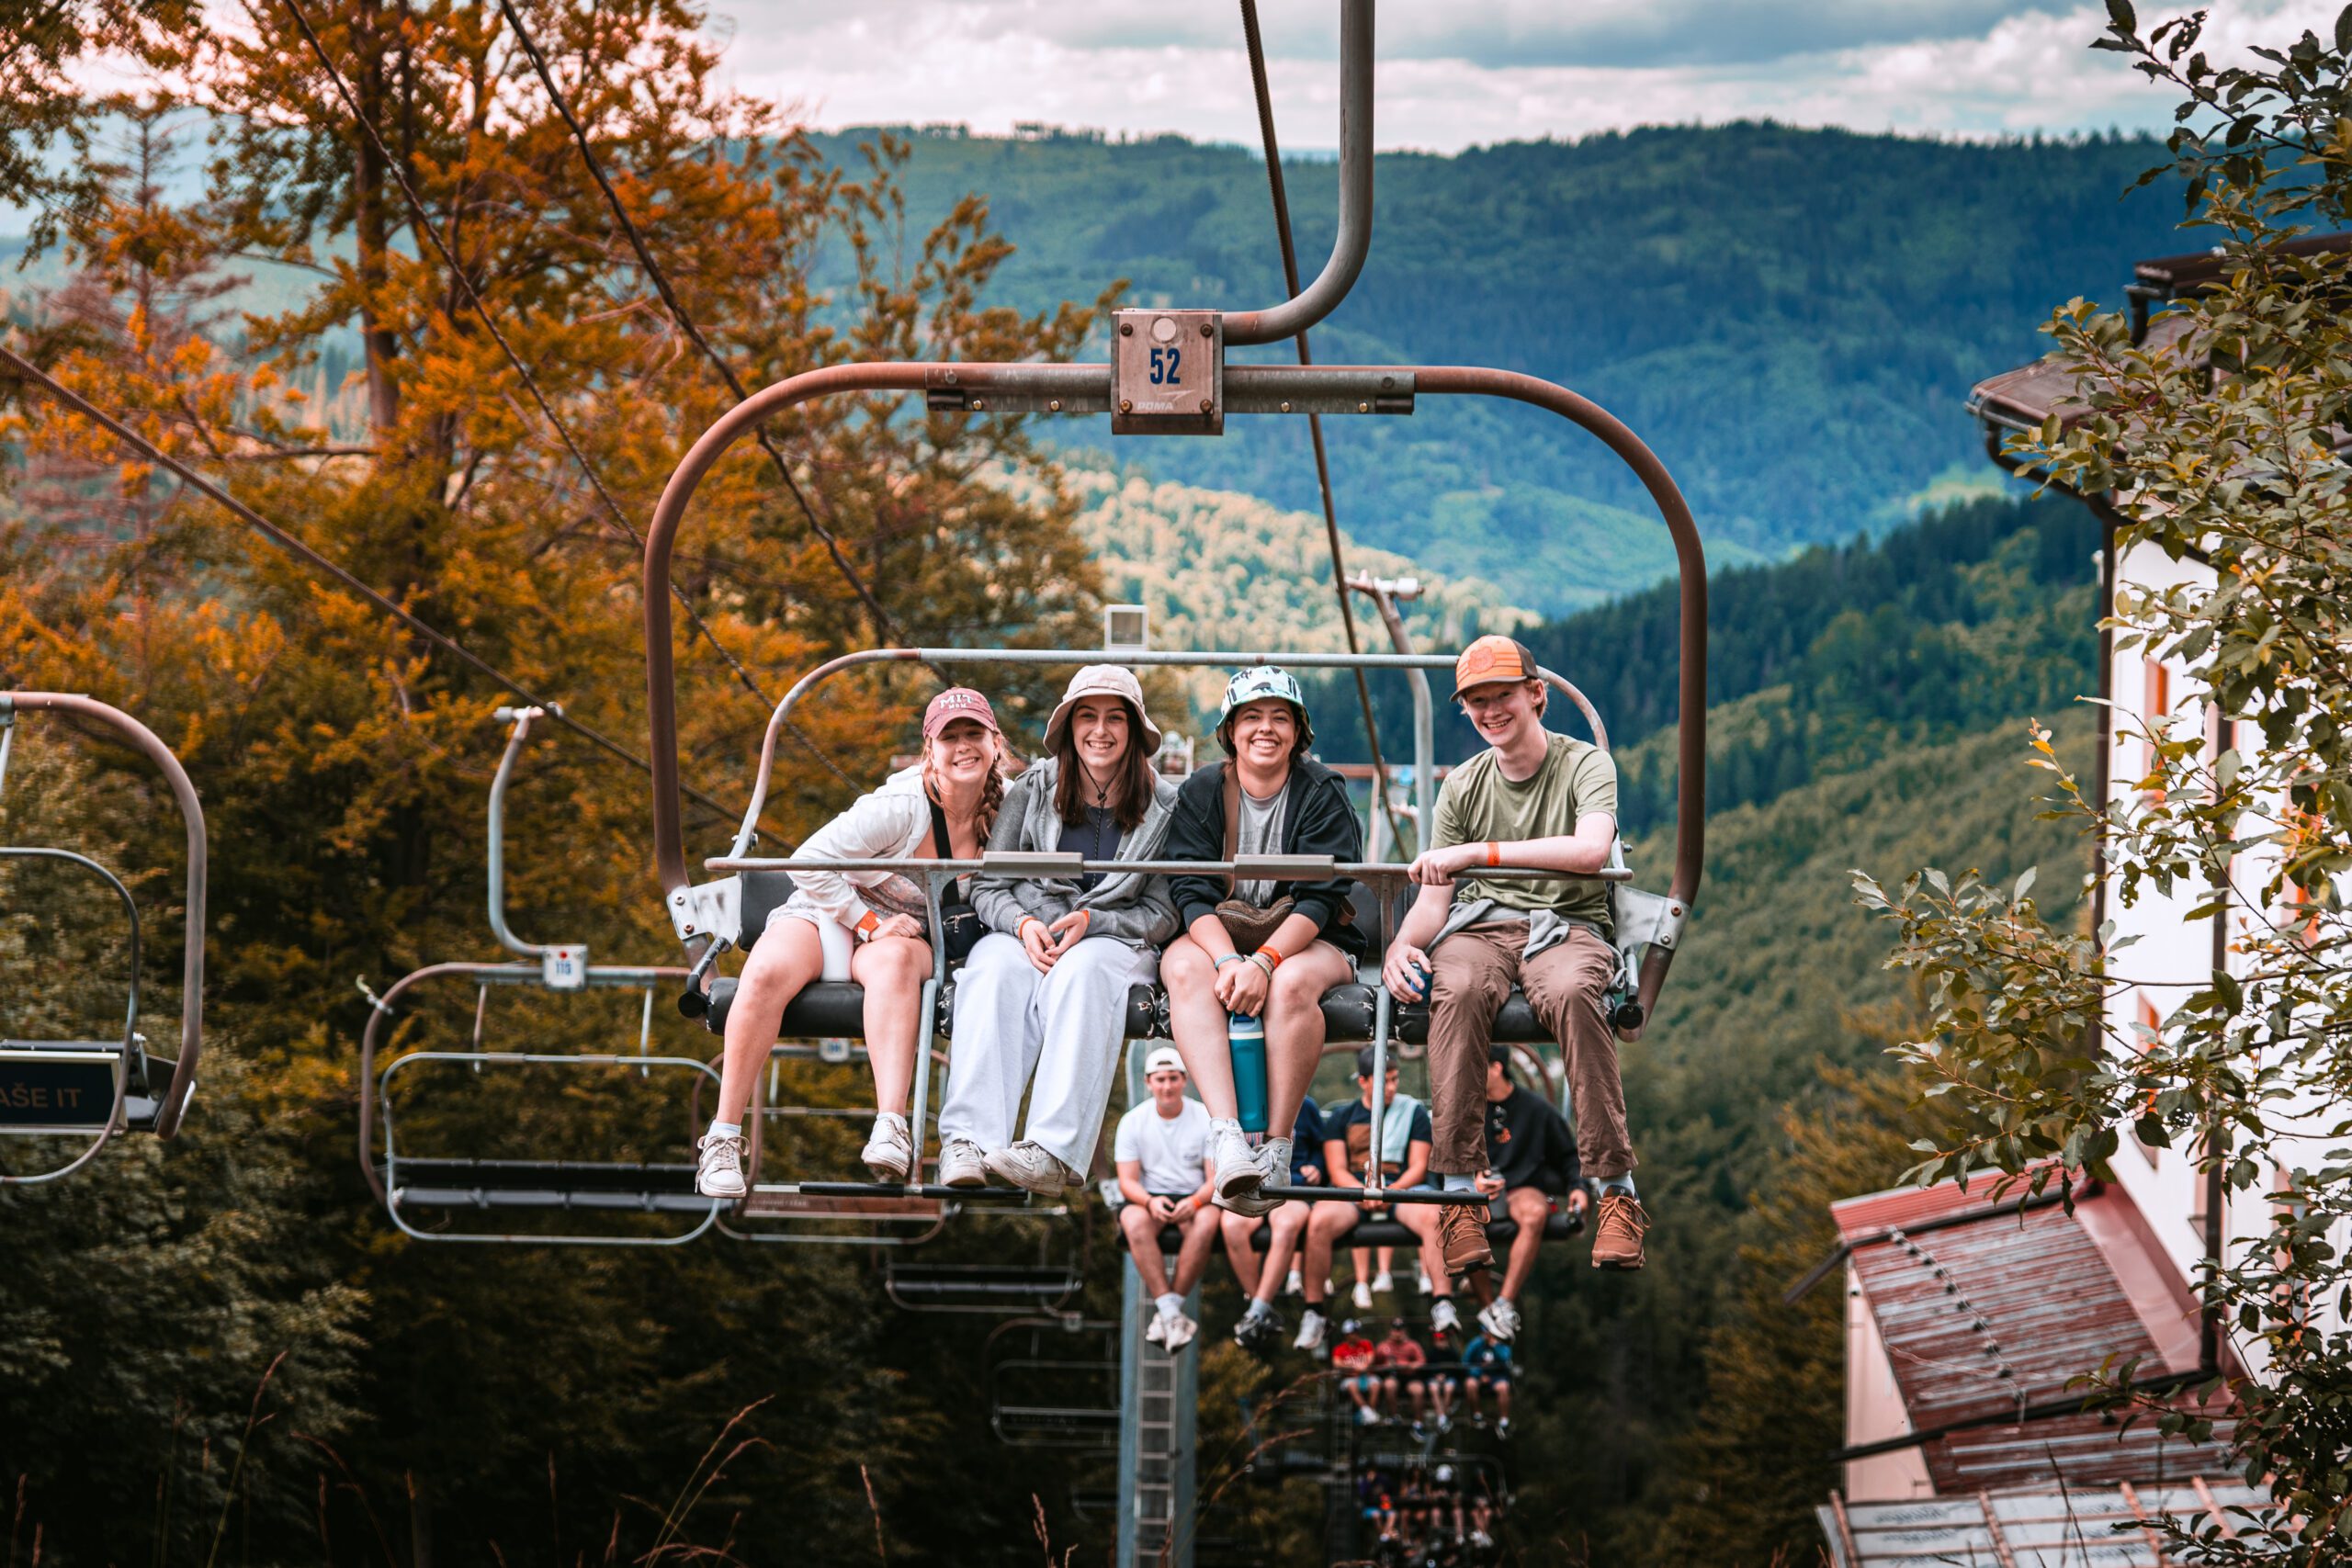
[1458,678,1545,753]
[1228,697,1298,773]
[1069,696,1132,775]
[1147,1066,1188,1111]
[927,716,997,789]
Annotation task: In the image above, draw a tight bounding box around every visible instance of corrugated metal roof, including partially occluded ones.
[1821,1480,2278,1567]
[1835,1174,2233,1495]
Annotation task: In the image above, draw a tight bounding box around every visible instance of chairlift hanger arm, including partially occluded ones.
[3,693,207,1141]
[486,705,548,958]
[1219,0,1374,348]
[645,367,1705,1017]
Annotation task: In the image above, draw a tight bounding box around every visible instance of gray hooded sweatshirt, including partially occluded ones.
[972,757,1181,949]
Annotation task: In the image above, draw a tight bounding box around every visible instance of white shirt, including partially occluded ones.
[1114,1095,1212,1197]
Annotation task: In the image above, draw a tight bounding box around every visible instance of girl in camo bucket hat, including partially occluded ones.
[1215,664,1313,757]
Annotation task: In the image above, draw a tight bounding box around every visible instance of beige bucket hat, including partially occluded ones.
[1042,664,1162,757]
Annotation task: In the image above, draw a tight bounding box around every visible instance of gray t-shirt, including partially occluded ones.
[1234,780,1289,905]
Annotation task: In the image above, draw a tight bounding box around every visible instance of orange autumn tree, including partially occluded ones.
[0,3,1115,1555]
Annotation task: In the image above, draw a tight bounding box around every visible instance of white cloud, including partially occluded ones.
[707,0,2343,149]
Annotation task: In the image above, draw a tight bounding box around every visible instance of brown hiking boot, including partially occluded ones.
[1592,1192,1649,1270]
[1438,1200,1494,1275]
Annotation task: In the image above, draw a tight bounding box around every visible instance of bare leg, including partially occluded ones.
[1500,1186,1551,1302]
[1221,1210,1264,1297]
[1352,1247,1374,1287]
[1398,1204,1455,1305]
[1495,1381,1511,1421]
[1257,1202,1313,1303]
[1161,935,1238,1118]
[1406,1380,1426,1423]
[716,919,825,1124]
[1261,941,1351,1140]
[1304,1204,1361,1307]
[1377,1245,1396,1280]
[1120,1204,1175,1297]
[848,933,932,1115]
[1170,1204,1222,1295]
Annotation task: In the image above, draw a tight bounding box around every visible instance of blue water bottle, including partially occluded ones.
[1228,1012,1269,1134]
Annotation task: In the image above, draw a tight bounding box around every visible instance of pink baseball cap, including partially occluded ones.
[922,687,1001,741]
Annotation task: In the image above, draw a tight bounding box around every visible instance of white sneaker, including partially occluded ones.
[983,1140,1076,1195]
[1284,1269,1304,1298]
[1146,1312,1167,1347]
[1257,1136,1293,1186]
[938,1136,989,1188]
[1294,1308,1327,1352]
[1162,1310,1199,1352]
[1430,1297,1462,1336]
[1355,1405,1379,1428]
[1208,1125,1264,1206]
[695,1132,747,1199]
[1477,1296,1521,1342]
[1372,1270,1394,1293]
[1351,1280,1374,1311]
[861,1113,913,1182]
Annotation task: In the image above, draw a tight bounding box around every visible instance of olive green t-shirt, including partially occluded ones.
[1431,733,1618,934]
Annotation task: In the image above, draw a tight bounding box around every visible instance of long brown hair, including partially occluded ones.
[1054,697,1152,831]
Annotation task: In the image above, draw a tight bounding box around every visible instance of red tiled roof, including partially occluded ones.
[1835,1174,2234,1495]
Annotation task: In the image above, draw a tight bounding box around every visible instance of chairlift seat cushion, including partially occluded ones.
[706,975,1555,1045]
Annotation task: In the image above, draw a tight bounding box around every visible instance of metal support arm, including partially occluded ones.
[2,693,207,1140]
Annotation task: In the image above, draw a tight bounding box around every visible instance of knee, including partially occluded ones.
[864,939,931,987]
[1510,1189,1550,1224]
[1160,941,1213,991]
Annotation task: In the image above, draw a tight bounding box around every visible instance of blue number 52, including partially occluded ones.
[1148,346,1182,385]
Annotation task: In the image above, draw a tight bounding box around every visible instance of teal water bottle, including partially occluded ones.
[1228,1013,1269,1134]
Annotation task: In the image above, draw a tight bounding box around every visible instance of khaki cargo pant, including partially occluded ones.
[1425,919,1633,1182]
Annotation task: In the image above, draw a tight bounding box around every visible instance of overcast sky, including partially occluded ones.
[710,0,2336,150]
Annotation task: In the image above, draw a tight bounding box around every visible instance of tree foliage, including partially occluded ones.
[1862,5,2352,1554]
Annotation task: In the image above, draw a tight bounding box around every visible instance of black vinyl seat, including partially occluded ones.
[702,976,1553,1045]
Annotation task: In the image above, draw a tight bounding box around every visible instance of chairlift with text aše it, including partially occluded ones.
[356,705,721,1245]
[0,693,206,1184]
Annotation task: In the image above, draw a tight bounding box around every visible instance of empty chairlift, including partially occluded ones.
[356,707,720,1244]
[0,693,206,1183]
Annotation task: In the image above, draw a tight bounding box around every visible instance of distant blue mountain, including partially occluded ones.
[808,121,2183,609]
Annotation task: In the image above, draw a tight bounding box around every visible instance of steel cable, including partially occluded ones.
[0,341,752,828]
[278,0,854,793]
[492,0,901,650]
[1238,0,1412,854]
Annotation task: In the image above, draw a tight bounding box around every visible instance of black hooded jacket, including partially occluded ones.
[1164,756,1365,957]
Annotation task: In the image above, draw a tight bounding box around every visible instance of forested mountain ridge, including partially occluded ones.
[1307,491,2100,833]
[808,121,2180,608]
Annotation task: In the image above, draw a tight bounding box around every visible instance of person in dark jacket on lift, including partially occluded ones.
[1161,666,1365,1218]
[1466,1043,1588,1341]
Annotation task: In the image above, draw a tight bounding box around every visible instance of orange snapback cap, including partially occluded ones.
[1449,635,1540,700]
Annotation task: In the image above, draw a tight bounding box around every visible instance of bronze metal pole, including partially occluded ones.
[6,694,207,1140]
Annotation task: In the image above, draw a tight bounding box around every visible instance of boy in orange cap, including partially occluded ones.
[1378,637,1646,1275]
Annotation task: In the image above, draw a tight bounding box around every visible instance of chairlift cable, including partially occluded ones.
[278,0,856,795]
[0,342,749,828]
[492,0,908,657]
[1238,0,1413,855]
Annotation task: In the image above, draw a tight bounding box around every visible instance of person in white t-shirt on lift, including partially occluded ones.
[1114,1046,1219,1352]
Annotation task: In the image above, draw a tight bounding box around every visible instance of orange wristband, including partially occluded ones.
[1485,841,1502,867]
[855,909,881,939]
[1256,942,1285,969]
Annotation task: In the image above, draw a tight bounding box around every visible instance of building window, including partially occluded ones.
[2141,657,2171,800]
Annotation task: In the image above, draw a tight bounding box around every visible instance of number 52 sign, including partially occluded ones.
[1113,308,1223,434]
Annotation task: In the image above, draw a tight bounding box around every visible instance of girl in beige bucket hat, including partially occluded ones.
[938,666,1183,1193]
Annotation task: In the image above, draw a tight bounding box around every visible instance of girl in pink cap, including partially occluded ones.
[695,688,1006,1195]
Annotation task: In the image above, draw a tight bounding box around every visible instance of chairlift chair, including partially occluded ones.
[356,707,724,1244]
[0,694,206,1184]
[982,1315,1124,1450]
